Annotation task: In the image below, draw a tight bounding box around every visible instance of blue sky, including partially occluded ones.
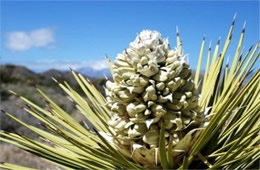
[1,1,259,72]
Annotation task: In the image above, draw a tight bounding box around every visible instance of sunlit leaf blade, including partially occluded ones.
[225,22,245,84]
[106,55,114,76]
[202,41,212,88]
[176,26,182,55]
[159,123,169,169]
[194,36,205,88]
[0,72,141,169]
[0,163,36,170]
[197,152,212,168]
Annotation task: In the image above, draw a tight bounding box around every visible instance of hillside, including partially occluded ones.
[0,64,108,136]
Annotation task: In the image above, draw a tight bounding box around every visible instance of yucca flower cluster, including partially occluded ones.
[105,30,204,166]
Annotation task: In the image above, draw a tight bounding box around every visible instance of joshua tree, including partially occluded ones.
[1,16,259,169]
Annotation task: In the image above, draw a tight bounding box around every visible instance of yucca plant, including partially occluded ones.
[1,15,259,170]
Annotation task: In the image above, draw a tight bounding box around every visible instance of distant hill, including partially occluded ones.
[77,67,111,78]
[0,64,109,137]
[0,65,112,169]
[0,64,108,94]
[0,64,37,82]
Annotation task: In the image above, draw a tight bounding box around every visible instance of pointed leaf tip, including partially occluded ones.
[238,54,242,62]
[25,104,32,109]
[124,48,128,54]
[226,56,230,67]
[242,21,246,33]
[249,45,254,51]
[51,77,58,83]
[217,37,221,45]
[8,90,17,96]
[232,13,237,25]
[29,83,37,88]
[209,41,212,50]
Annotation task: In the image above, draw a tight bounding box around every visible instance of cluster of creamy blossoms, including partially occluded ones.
[105,30,204,165]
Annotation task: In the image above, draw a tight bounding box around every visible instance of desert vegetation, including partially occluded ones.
[0,18,259,169]
[0,64,107,168]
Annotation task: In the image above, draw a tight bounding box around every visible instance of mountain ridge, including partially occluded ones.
[0,64,111,80]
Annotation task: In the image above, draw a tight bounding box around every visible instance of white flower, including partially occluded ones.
[106,30,204,166]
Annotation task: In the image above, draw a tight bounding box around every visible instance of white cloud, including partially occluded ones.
[89,60,109,71]
[6,28,55,52]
